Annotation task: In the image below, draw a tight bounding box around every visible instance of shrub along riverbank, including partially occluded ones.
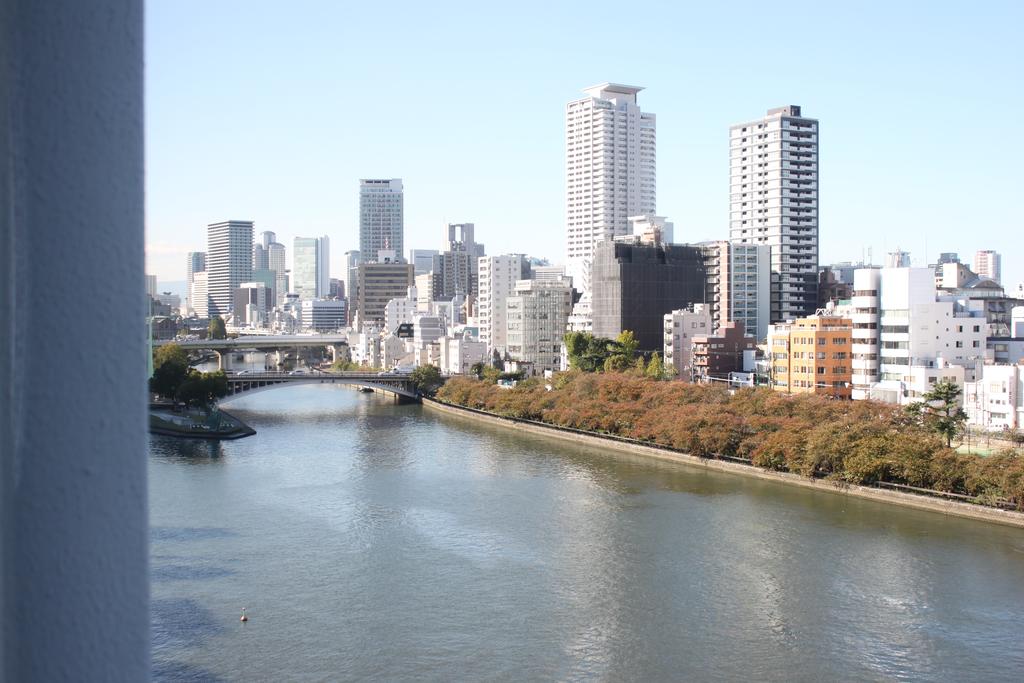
[436,371,1024,511]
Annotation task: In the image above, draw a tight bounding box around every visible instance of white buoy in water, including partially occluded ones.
[240,607,248,622]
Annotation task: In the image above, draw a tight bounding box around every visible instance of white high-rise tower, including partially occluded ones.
[206,220,253,317]
[565,83,656,293]
[729,105,819,322]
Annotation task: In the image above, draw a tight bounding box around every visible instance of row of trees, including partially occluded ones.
[436,371,1024,510]
[150,344,228,410]
[564,330,672,379]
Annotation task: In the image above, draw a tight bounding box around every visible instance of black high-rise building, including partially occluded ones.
[591,241,708,352]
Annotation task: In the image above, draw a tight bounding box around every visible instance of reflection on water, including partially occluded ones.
[150,384,1024,681]
[150,436,224,461]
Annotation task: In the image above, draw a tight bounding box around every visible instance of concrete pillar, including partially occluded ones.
[0,1,149,679]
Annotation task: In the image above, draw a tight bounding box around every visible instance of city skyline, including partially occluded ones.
[145,1,1023,287]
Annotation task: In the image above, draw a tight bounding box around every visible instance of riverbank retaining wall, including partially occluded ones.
[423,399,1024,530]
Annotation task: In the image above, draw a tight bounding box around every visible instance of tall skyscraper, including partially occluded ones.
[359,179,403,262]
[293,236,330,301]
[729,105,819,323]
[344,250,361,313]
[185,251,206,313]
[206,220,254,316]
[251,231,286,306]
[565,83,656,293]
[974,250,1001,284]
[253,233,269,271]
[267,244,286,307]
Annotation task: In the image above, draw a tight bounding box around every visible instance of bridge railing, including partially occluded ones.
[226,371,413,381]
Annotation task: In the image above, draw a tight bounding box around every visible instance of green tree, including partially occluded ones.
[150,343,190,399]
[564,331,618,372]
[613,330,639,360]
[603,355,630,372]
[176,370,228,410]
[154,343,189,369]
[410,365,444,396]
[208,315,227,340]
[645,353,665,380]
[907,379,968,447]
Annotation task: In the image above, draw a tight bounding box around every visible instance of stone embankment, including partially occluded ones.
[423,398,1024,529]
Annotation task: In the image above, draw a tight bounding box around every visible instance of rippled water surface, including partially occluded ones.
[150,385,1024,681]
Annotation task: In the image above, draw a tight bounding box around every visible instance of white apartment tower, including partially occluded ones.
[729,106,819,323]
[566,83,656,293]
[974,250,1001,284]
[477,254,531,355]
[360,179,404,262]
[206,220,254,317]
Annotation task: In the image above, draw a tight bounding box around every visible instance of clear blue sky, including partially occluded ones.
[146,0,1024,288]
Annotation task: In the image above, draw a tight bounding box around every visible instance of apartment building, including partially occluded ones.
[566,83,656,293]
[506,278,573,375]
[850,267,988,405]
[591,240,706,353]
[692,321,757,384]
[663,304,713,380]
[768,311,853,398]
[974,250,1001,285]
[729,106,819,322]
[477,254,531,354]
[964,363,1024,430]
[354,250,414,329]
[699,240,771,340]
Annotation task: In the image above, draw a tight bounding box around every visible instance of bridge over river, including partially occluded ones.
[154,335,350,369]
[219,371,418,402]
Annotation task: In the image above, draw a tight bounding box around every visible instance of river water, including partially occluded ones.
[150,385,1024,681]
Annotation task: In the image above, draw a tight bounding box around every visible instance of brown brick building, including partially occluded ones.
[691,321,757,383]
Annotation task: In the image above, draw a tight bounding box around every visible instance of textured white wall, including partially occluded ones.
[0,0,149,679]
